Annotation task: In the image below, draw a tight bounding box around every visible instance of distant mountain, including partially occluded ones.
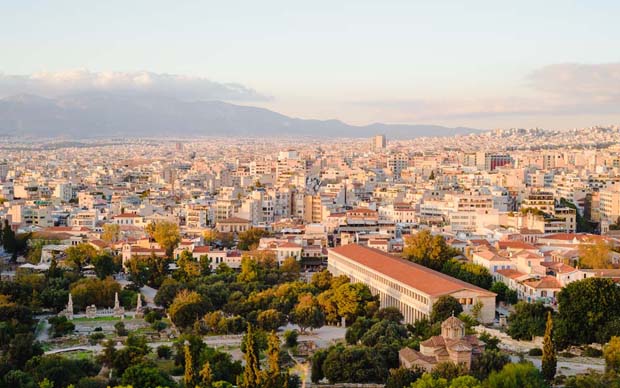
[0,93,482,139]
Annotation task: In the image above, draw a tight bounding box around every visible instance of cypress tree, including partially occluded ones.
[542,311,556,381]
[199,360,213,388]
[241,323,261,388]
[184,341,196,388]
[262,331,287,388]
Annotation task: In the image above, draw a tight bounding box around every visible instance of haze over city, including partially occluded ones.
[2,2,620,388]
[2,0,620,131]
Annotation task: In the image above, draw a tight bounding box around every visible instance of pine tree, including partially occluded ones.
[429,170,435,180]
[241,324,261,388]
[184,340,196,388]
[199,360,213,388]
[261,331,287,388]
[541,311,556,381]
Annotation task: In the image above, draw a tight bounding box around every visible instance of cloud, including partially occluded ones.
[0,70,270,101]
[351,63,620,123]
[528,63,620,101]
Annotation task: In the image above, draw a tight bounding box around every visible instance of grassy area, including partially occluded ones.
[64,350,95,361]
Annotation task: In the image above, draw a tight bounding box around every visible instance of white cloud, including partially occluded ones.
[0,70,270,101]
[350,63,620,123]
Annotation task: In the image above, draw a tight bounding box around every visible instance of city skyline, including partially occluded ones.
[2,1,620,130]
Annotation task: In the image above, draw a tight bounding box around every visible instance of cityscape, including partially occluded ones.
[2,1,620,388]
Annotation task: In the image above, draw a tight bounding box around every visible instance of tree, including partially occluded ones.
[69,277,121,311]
[579,240,614,269]
[237,256,259,283]
[127,253,170,288]
[430,296,462,323]
[410,373,447,388]
[101,223,120,243]
[485,362,548,388]
[541,312,556,381]
[470,349,510,381]
[151,220,181,257]
[284,330,298,348]
[322,345,386,384]
[292,293,325,333]
[556,278,620,347]
[154,278,181,308]
[280,257,301,282]
[200,360,214,388]
[333,282,376,324]
[184,340,197,388]
[257,309,287,332]
[6,333,43,369]
[169,290,211,329]
[64,243,97,271]
[311,270,333,291]
[240,324,261,388]
[490,282,518,305]
[385,367,423,388]
[375,307,404,323]
[431,361,467,381]
[121,362,176,388]
[403,230,458,271]
[203,229,218,245]
[237,228,269,251]
[2,219,17,258]
[261,331,286,388]
[506,302,552,341]
[91,253,120,279]
[604,336,620,373]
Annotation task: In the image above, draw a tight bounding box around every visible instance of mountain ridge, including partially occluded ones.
[0,93,484,139]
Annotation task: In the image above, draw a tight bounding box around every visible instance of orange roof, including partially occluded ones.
[329,244,495,298]
[498,241,537,250]
[523,276,562,289]
[193,246,211,253]
[496,269,527,279]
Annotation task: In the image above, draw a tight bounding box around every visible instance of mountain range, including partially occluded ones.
[0,93,483,139]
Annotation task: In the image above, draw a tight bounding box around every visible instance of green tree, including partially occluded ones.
[403,230,458,271]
[256,309,287,332]
[430,296,463,323]
[151,220,181,257]
[169,290,211,329]
[471,349,510,380]
[261,331,287,388]
[386,367,423,388]
[64,243,97,271]
[431,361,467,381]
[200,360,214,388]
[506,302,552,341]
[237,256,259,283]
[280,257,301,282]
[579,240,613,269]
[311,270,333,291]
[604,336,620,373]
[240,324,261,388]
[91,253,120,279]
[541,312,556,381]
[556,278,620,347]
[237,228,269,250]
[410,373,448,388]
[121,362,176,388]
[101,223,121,243]
[292,294,325,333]
[484,362,548,388]
[333,282,376,324]
[184,340,197,388]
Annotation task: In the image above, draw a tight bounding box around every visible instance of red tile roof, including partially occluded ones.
[329,244,495,298]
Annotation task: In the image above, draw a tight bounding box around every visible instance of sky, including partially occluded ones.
[1,0,620,130]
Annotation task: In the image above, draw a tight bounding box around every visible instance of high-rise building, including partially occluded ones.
[372,135,386,150]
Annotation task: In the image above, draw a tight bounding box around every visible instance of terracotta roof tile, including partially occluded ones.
[329,244,496,298]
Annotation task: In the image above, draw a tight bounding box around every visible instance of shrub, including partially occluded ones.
[114,321,128,336]
[528,348,543,356]
[157,345,172,359]
[582,346,603,358]
[284,329,299,348]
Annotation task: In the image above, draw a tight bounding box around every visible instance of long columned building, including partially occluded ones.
[328,244,496,324]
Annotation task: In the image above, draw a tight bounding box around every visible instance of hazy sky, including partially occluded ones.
[2,0,620,129]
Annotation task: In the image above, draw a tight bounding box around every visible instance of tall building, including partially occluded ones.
[372,135,386,150]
